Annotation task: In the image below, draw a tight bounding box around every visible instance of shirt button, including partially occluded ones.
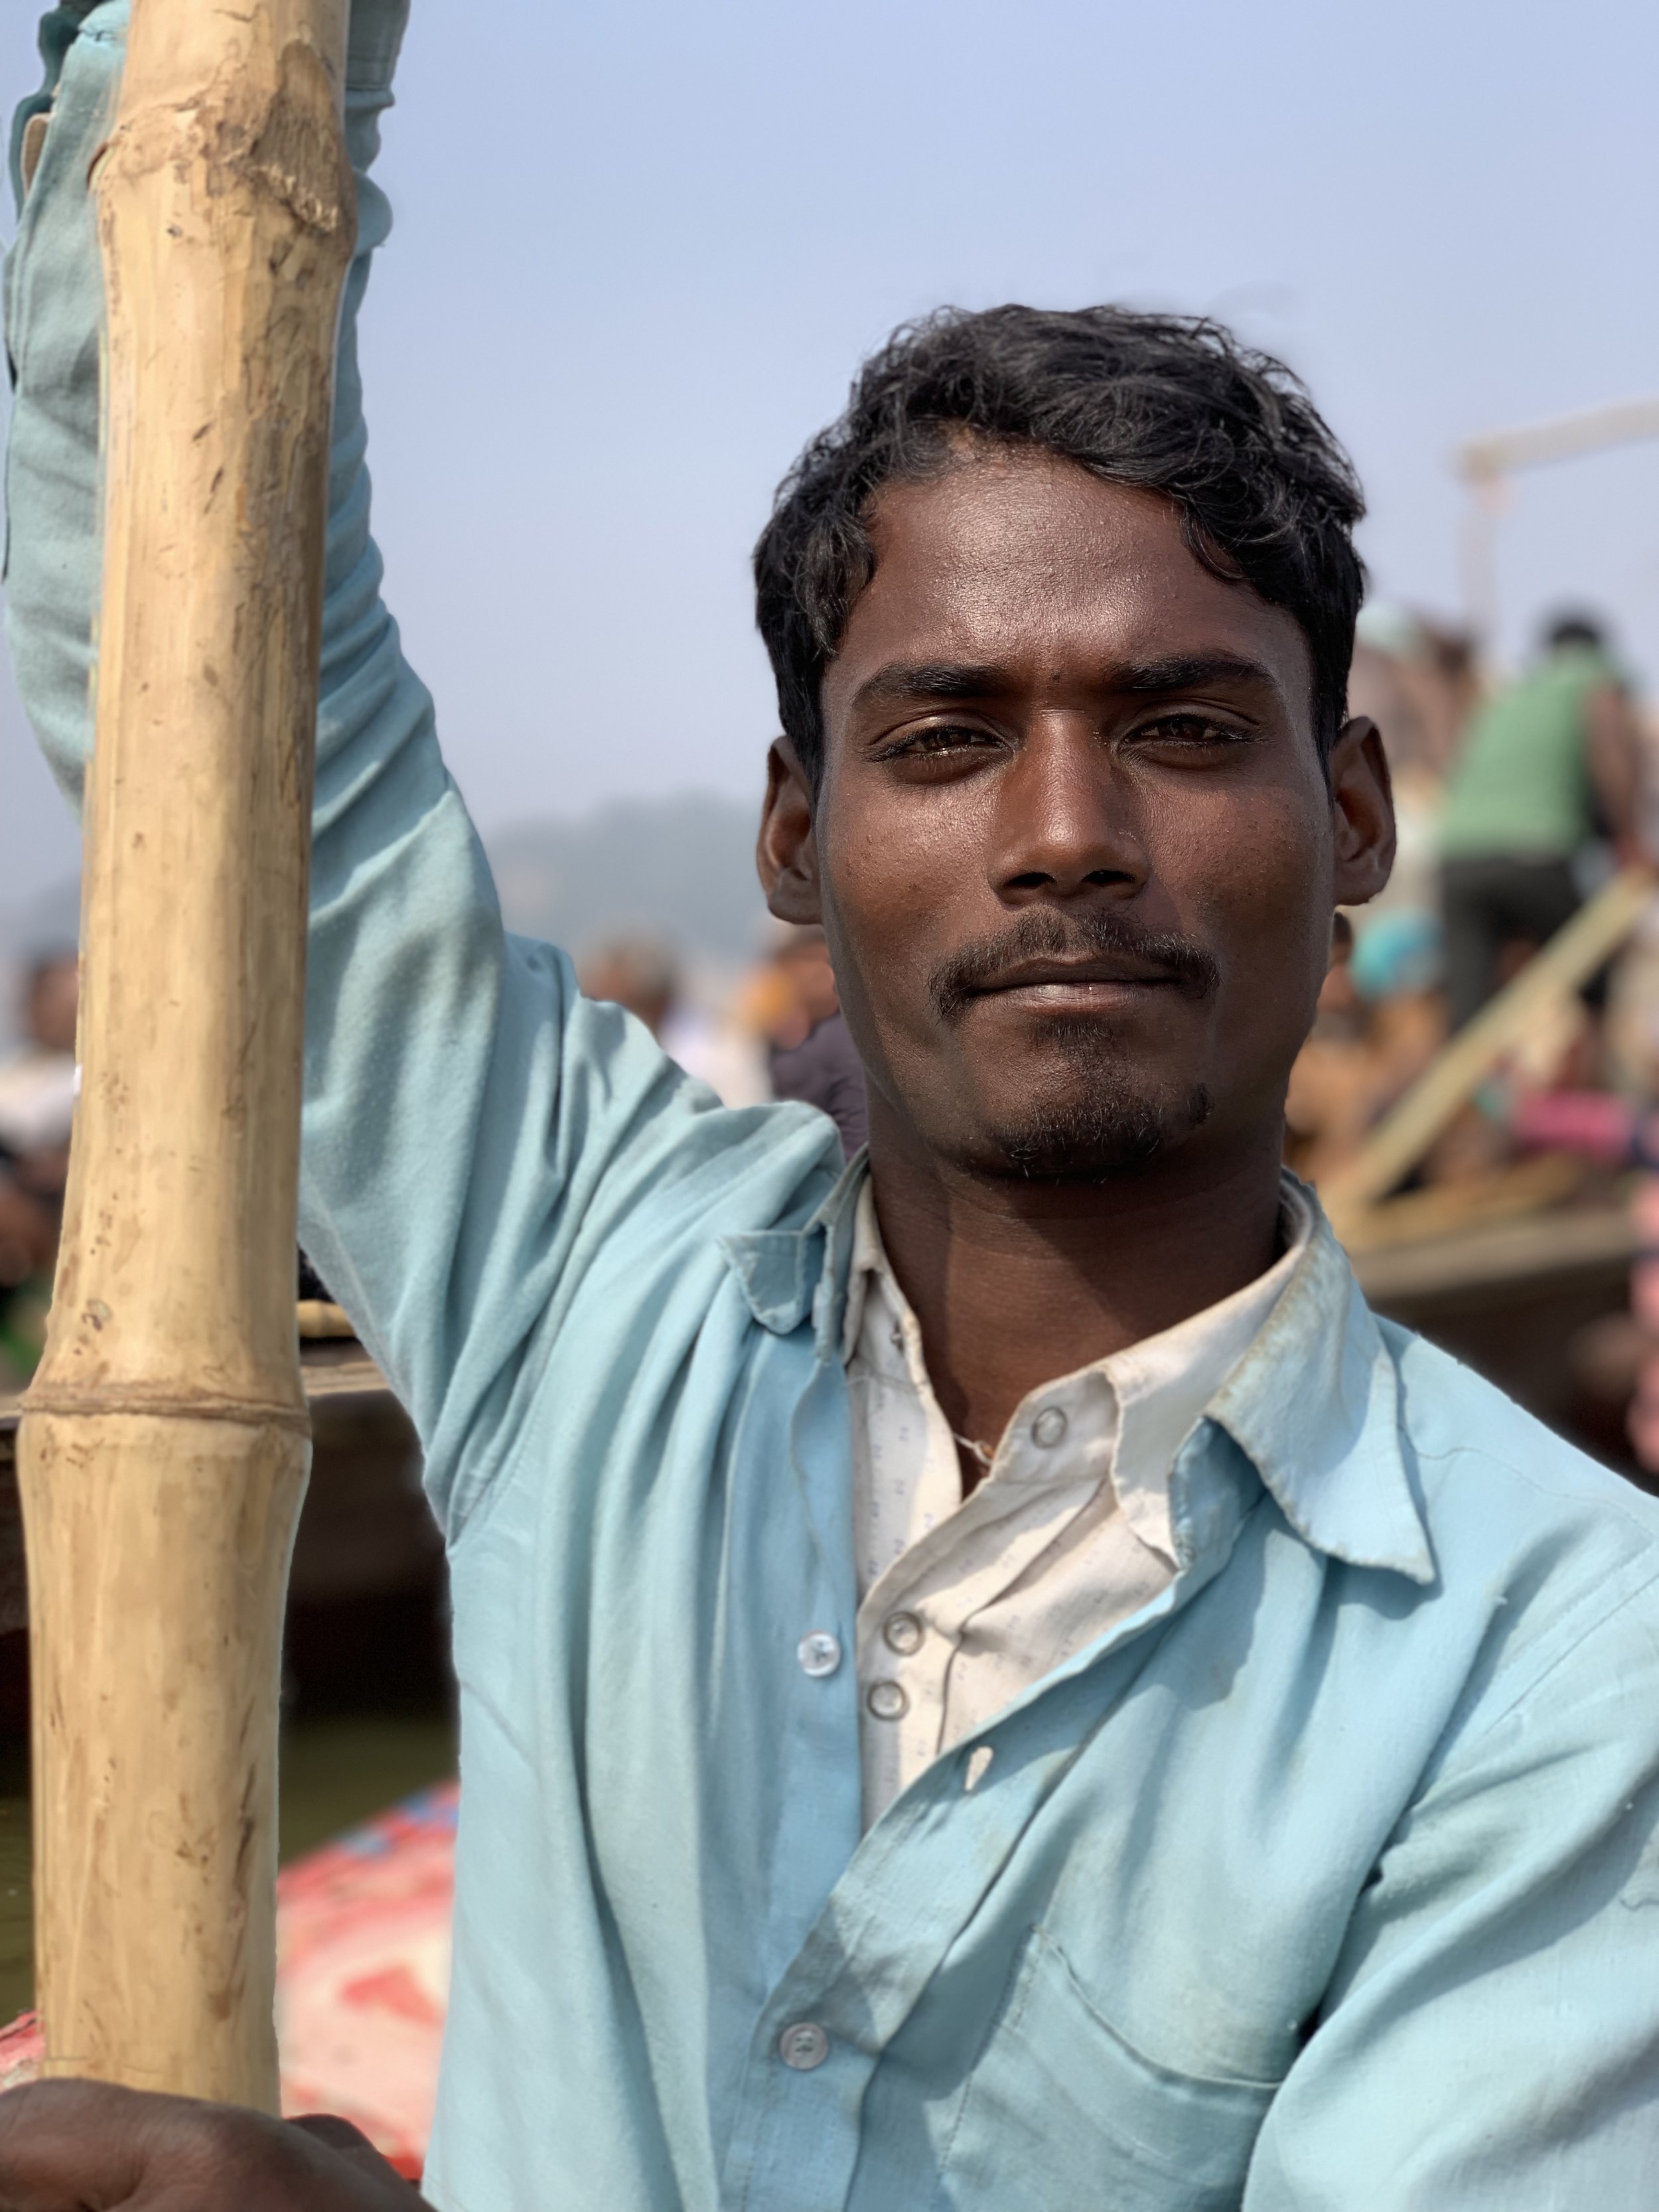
[778,2020,830,2071]
[797,1631,841,1678]
[1033,1406,1068,1447]
[867,1679,909,1721]
[883,1610,923,1657]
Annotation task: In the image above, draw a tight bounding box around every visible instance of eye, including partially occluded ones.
[1129,712,1256,753]
[871,722,1003,767]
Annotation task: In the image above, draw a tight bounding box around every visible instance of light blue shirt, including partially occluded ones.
[10,11,1659,2206]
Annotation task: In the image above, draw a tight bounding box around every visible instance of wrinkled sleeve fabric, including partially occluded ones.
[1244,1578,1659,2208]
[4,0,822,1536]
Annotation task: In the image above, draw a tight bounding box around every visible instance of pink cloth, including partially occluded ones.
[275,1782,457,2179]
[1510,1088,1637,1167]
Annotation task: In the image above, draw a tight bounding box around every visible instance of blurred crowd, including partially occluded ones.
[1281,605,1659,1476]
[576,920,867,1158]
[1287,606,1656,1191]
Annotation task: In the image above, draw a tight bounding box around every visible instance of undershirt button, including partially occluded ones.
[883,1611,923,1656]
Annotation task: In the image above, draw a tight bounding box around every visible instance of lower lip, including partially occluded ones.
[977,979,1174,1014]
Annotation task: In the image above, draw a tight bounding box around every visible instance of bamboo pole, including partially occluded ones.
[14,0,354,2107]
[1322,866,1655,1230]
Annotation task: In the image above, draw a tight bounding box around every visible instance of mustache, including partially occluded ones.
[928,908,1221,1023]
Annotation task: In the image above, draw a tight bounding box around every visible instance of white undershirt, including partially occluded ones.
[843,1178,1311,1828]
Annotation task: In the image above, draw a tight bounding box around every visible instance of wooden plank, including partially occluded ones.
[1352,1201,1636,1307]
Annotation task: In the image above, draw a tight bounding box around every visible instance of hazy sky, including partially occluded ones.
[4,0,1658,911]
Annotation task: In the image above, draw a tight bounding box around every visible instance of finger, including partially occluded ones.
[0,2078,154,2209]
[287,2116,421,2197]
[287,2113,394,2170]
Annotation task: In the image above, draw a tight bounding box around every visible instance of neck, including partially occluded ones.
[864,1111,1287,1459]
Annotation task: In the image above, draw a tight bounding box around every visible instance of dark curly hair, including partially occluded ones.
[753,304,1366,788]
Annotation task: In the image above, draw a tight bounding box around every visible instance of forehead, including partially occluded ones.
[824,450,1313,719]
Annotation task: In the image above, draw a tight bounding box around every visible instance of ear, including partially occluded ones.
[1327,715,1396,907]
[757,737,824,924]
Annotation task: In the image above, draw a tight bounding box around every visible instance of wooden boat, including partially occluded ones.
[0,1339,447,1722]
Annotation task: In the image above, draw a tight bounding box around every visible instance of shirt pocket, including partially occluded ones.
[934,1925,1277,2211]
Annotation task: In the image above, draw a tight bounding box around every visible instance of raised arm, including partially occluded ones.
[4,0,834,1531]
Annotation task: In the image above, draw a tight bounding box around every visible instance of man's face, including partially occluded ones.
[759,448,1393,1182]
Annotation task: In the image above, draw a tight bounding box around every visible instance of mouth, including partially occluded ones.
[964,956,1190,1011]
[930,922,1221,1025]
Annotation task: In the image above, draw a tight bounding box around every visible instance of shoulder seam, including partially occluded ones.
[1409,1439,1659,1535]
[1459,1556,1659,1752]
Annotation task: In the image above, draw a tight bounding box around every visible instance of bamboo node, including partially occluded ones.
[21,1388,309,1436]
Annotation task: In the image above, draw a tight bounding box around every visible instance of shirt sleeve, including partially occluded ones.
[1242,1576,1659,2207]
[3,0,829,1534]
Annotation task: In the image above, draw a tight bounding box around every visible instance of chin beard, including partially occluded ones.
[977,1021,1213,1182]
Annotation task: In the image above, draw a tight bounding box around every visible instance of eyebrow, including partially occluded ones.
[1116,651,1282,697]
[848,650,1284,713]
[848,661,1015,711]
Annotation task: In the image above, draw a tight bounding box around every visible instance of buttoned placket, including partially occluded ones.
[855,1399,1113,1806]
[849,1252,1136,1822]
[843,1173,1317,1829]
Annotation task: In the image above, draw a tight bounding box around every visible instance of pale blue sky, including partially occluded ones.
[5,0,1658,911]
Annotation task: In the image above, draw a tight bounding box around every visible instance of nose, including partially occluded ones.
[987,717,1146,903]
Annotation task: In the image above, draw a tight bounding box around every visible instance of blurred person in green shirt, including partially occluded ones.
[1439,613,1645,1028]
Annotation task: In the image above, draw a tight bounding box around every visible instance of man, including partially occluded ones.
[1439,611,1645,1029]
[6,7,1659,2207]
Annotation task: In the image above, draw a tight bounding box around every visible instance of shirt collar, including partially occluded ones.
[1096,1183,1309,1558]
[1202,1185,1435,1585]
[840,1175,891,1364]
[841,1175,1308,1566]
[725,1158,1435,1587]
[718,1147,865,1349]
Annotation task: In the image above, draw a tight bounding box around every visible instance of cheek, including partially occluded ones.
[1158,783,1333,1012]
[814,815,930,1061]
[818,794,976,994]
